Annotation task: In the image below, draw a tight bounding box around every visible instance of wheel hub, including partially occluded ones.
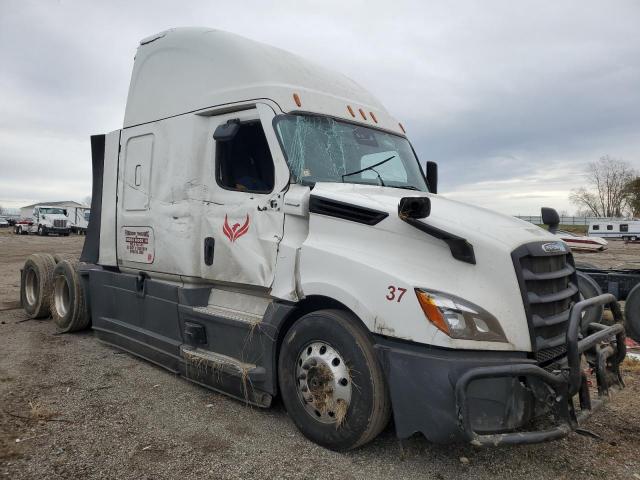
[295,341,352,424]
[53,276,70,318]
[25,268,38,306]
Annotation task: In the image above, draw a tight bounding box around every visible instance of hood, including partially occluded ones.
[310,182,555,251]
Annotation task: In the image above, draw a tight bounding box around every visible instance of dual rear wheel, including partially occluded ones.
[20,253,89,332]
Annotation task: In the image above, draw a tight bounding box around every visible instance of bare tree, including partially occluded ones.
[625,176,640,217]
[569,156,635,217]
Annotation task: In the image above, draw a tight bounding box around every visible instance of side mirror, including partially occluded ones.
[399,196,431,219]
[541,207,560,234]
[213,119,240,141]
[426,161,438,194]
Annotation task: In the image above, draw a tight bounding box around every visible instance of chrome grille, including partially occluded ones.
[512,243,579,364]
[53,219,66,228]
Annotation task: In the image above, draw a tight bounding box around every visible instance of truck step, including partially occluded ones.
[180,345,265,381]
[192,304,263,325]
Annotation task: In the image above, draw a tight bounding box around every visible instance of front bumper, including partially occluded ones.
[375,294,626,445]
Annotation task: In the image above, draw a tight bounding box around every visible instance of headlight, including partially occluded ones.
[415,289,507,342]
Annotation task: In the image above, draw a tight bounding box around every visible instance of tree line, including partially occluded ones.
[570,156,640,218]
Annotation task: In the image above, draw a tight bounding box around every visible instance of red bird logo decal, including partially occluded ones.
[223,214,250,242]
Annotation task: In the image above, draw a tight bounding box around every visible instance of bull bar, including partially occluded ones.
[455,294,626,446]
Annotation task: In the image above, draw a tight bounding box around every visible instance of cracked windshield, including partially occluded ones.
[275,115,428,191]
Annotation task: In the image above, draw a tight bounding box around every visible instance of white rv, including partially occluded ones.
[20,28,627,450]
[588,220,640,241]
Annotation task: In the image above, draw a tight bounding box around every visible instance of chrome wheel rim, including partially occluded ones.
[53,275,70,318]
[25,268,38,306]
[295,341,352,424]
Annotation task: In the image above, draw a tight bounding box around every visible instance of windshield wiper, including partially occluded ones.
[341,155,396,187]
[394,185,421,191]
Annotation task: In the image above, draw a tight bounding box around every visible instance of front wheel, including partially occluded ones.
[278,309,390,451]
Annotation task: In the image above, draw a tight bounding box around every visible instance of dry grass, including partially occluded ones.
[28,401,58,421]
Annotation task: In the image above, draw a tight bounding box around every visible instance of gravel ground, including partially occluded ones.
[1,230,639,479]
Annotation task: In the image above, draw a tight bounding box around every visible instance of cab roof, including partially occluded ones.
[123,27,404,135]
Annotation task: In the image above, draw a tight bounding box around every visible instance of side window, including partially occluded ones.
[592,225,600,230]
[216,122,275,193]
[607,225,613,231]
[621,224,629,232]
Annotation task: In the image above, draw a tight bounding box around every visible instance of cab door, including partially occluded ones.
[200,103,289,288]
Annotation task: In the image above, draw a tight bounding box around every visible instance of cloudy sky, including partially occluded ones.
[1,0,639,214]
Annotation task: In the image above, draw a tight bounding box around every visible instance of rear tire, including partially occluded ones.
[50,259,90,333]
[625,284,640,343]
[278,309,390,451]
[21,253,56,318]
[577,271,604,330]
[53,253,76,263]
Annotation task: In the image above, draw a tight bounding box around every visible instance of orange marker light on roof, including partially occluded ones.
[399,122,406,133]
[347,105,355,117]
[358,108,367,120]
[369,112,378,123]
[293,93,302,107]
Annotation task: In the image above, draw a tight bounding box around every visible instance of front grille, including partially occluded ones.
[53,219,66,228]
[512,243,579,364]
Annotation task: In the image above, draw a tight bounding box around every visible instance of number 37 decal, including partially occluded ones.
[386,286,407,302]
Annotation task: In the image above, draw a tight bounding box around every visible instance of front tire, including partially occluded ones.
[278,309,390,451]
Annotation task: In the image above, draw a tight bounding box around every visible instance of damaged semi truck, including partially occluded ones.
[21,28,629,450]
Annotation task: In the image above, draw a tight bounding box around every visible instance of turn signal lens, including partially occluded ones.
[415,290,450,335]
[293,93,302,107]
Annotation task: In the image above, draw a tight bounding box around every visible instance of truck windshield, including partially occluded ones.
[274,115,428,191]
[39,208,66,215]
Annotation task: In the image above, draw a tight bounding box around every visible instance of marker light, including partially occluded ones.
[369,112,378,123]
[358,108,367,120]
[293,93,302,107]
[399,122,406,133]
[347,105,355,117]
[415,289,507,342]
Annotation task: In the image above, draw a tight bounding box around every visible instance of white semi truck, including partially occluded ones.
[14,205,71,236]
[20,28,629,450]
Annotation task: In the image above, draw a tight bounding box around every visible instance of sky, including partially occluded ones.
[1,0,639,215]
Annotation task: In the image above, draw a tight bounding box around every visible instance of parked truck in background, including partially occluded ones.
[66,206,90,234]
[20,28,631,451]
[14,205,70,236]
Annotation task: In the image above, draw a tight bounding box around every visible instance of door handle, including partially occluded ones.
[204,237,215,266]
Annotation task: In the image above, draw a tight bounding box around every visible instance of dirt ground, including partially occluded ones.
[1,229,639,480]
